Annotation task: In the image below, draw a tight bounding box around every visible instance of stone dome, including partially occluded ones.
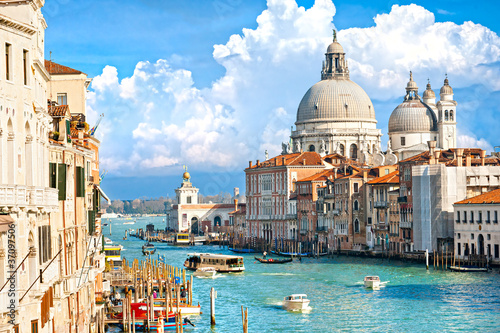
[440,78,453,95]
[423,82,435,99]
[327,41,344,54]
[388,100,438,133]
[296,79,376,124]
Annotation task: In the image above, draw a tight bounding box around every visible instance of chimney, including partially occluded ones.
[427,140,436,156]
[303,159,306,165]
[465,152,472,167]
[256,160,260,167]
[282,157,286,166]
[434,151,441,162]
[363,170,368,182]
[249,161,253,168]
[480,150,486,166]
[456,148,464,167]
[234,198,238,211]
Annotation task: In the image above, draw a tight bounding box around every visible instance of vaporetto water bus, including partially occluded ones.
[184,253,245,273]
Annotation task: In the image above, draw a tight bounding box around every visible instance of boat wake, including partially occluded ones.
[261,273,296,276]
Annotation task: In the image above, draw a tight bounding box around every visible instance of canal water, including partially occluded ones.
[105,217,500,332]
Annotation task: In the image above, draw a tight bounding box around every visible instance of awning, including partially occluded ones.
[95,185,111,205]
[0,215,14,233]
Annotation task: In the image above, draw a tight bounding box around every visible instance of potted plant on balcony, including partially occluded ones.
[50,131,60,141]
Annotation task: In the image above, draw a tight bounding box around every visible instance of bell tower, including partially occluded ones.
[436,76,457,150]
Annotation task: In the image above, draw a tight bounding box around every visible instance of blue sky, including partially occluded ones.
[42,1,500,199]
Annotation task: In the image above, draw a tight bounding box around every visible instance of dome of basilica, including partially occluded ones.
[296,79,376,124]
[388,100,438,133]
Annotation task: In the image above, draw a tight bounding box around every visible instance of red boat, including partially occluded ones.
[112,302,175,321]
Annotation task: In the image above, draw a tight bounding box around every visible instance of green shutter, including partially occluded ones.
[66,120,71,143]
[93,188,99,212]
[49,163,57,188]
[76,166,85,197]
[88,210,95,235]
[57,164,66,201]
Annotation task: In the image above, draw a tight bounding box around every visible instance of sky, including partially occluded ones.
[42,0,500,200]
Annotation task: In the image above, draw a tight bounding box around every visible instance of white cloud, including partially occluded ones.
[457,133,493,152]
[88,1,500,176]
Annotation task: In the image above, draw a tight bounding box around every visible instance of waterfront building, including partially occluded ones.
[388,73,457,161]
[46,60,107,332]
[0,2,58,332]
[245,152,329,243]
[403,144,500,252]
[289,34,382,163]
[168,172,242,234]
[366,170,400,251]
[296,170,333,253]
[228,201,247,246]
[453,188,500,264]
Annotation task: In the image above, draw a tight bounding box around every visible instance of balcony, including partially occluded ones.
[331,209,340,215]
[373,224,388,231]
[299,229,308,235]
[0,185,58,212]
[286,214,297,220]
[400,221,413,229]
[397,196,407,203]
[374,201,389,209]
[316,226,328,232]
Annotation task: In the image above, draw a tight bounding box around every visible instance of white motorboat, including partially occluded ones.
[283,294,310,311]
[193,267,217,278]
[364,276,380,289]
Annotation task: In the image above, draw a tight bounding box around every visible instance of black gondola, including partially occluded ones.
[254,256,292,264]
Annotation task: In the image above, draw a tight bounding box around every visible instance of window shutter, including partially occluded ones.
[76,166,85,197]
[88,210,95,235]
[38,226,42,263]
[57,164,66,201]
[49,163,57,188]
[66,120,71,143]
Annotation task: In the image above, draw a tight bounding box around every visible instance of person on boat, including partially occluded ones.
[263,251,267,259]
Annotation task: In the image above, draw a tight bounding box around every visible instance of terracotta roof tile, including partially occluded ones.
[455,188,500,205]
[48,105,70,117]
[45,60,84,75]
[246,151,323,169]
[367,170,399,185]
[297,169,333,183]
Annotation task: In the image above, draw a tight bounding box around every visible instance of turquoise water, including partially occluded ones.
[105,217,500,332]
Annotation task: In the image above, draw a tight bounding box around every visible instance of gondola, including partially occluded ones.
[254,256,292,264]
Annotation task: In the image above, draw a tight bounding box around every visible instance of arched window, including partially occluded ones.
[309,145,315,152]
[350,144,357,160]
[353,200,359,211]
[339,144,345,156]
[354,219,360,233]
[450,110,454,121]
[445,110,449,121]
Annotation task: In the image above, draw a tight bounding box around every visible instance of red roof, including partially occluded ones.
[454,188,500,205]
[45,60,84,75]
[367,170,400,185]
[246,151,323,169]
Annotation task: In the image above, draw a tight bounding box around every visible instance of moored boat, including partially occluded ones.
[448,265,488,272]
[229,248,257,253]
[184,253,245,273]
[193,267,217,278]
[142,242,156,255]
[282,294,310,311]
[174,233,190,245]
[271,250,313,257]
[254,257,292,264]
[364,276,380,289]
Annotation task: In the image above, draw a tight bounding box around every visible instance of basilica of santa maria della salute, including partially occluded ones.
[285,32,457,164]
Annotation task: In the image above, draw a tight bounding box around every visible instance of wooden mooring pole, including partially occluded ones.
[210,287,217,326]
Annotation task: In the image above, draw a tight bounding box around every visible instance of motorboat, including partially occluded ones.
[142,242,156,255]
[364,276,380,289]
[184,253,245,273]
[193,267,217,278]
[282,294,310,311]
[174,233,190,245]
